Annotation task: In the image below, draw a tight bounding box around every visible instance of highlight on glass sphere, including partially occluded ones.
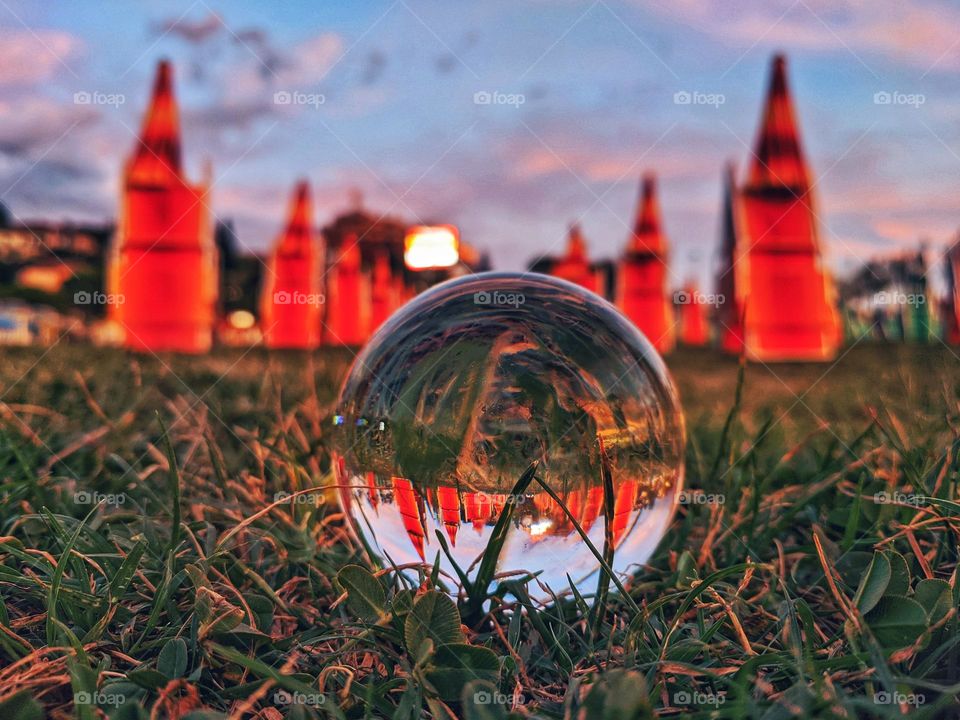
[332,272,684,602]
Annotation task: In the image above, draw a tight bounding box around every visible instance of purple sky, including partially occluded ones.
[2,0,960,292]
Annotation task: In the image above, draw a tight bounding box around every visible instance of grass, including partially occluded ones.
[0,342,958,719]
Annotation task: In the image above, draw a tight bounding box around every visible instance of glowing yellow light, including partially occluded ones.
[404,225,459,270]
[229,310,256,330]
[529,519,553,537]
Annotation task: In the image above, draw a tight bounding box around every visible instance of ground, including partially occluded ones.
[0,343,957,719]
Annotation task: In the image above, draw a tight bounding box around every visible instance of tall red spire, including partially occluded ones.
[630,174,666,255]
[280,180,313,251]
[128,60,182,184]
[738,54,840,361]
[617,173,674,353]
[565,223,587,261]
[747,54,809,192]
[261,180,323,349]
[109,59,217,354]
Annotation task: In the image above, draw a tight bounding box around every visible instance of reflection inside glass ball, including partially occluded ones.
[332,272,684,602]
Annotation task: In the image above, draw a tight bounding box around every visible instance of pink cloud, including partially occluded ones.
[0,29,82,85]
[641,0,960,72]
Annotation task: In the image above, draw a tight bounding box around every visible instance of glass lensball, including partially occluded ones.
[332,272,684,602]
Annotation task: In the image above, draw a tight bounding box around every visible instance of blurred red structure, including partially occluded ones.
[109,60,217,353]
[737,55,840,361]
[325,234,372,346]
[380,479,643,560]
[551,224,600,294]
[392,477,426,560]
[617,174,675,353]
[260,181,323,349]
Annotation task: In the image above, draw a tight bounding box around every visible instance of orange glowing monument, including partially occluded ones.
[551,223,599,294]
[678,284,709,346]
[110,60,217,353]
[738,55,840,361]
[715,164,745,354]
[325,234,372,346]
[617,174,675,353]
[260,181,322,349]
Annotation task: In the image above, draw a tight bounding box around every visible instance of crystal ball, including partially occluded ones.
[332,272,684,601]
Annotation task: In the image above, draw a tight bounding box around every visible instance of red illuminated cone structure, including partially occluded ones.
[551,223,599,293]
[617,174,675,353]
[110,60,217,353]
[260,181,322,349]
[325,234,372,346]
[738,55,840,361]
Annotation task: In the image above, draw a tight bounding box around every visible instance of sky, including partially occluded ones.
[2,0,960,292]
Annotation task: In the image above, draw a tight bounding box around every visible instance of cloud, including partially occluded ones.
[0,30,82,85]
[181,30,344,137]
[153,12,225,44]
[360,50,387,85]
[0,97,97,157]
[641,0,960,72]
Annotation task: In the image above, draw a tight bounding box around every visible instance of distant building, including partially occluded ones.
[0,201,112,300]
[108,59,218,353]
[714,164,744,354]
[0,300,78,346]
[617,174,675,354]
[733,54,841,361]
[260,180,323,350]
[530,224,606,296]
[322,203,484,345]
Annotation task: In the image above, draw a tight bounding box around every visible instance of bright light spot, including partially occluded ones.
[528,519,553,537]
[404,225,459,270]
[228,310,256,330]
